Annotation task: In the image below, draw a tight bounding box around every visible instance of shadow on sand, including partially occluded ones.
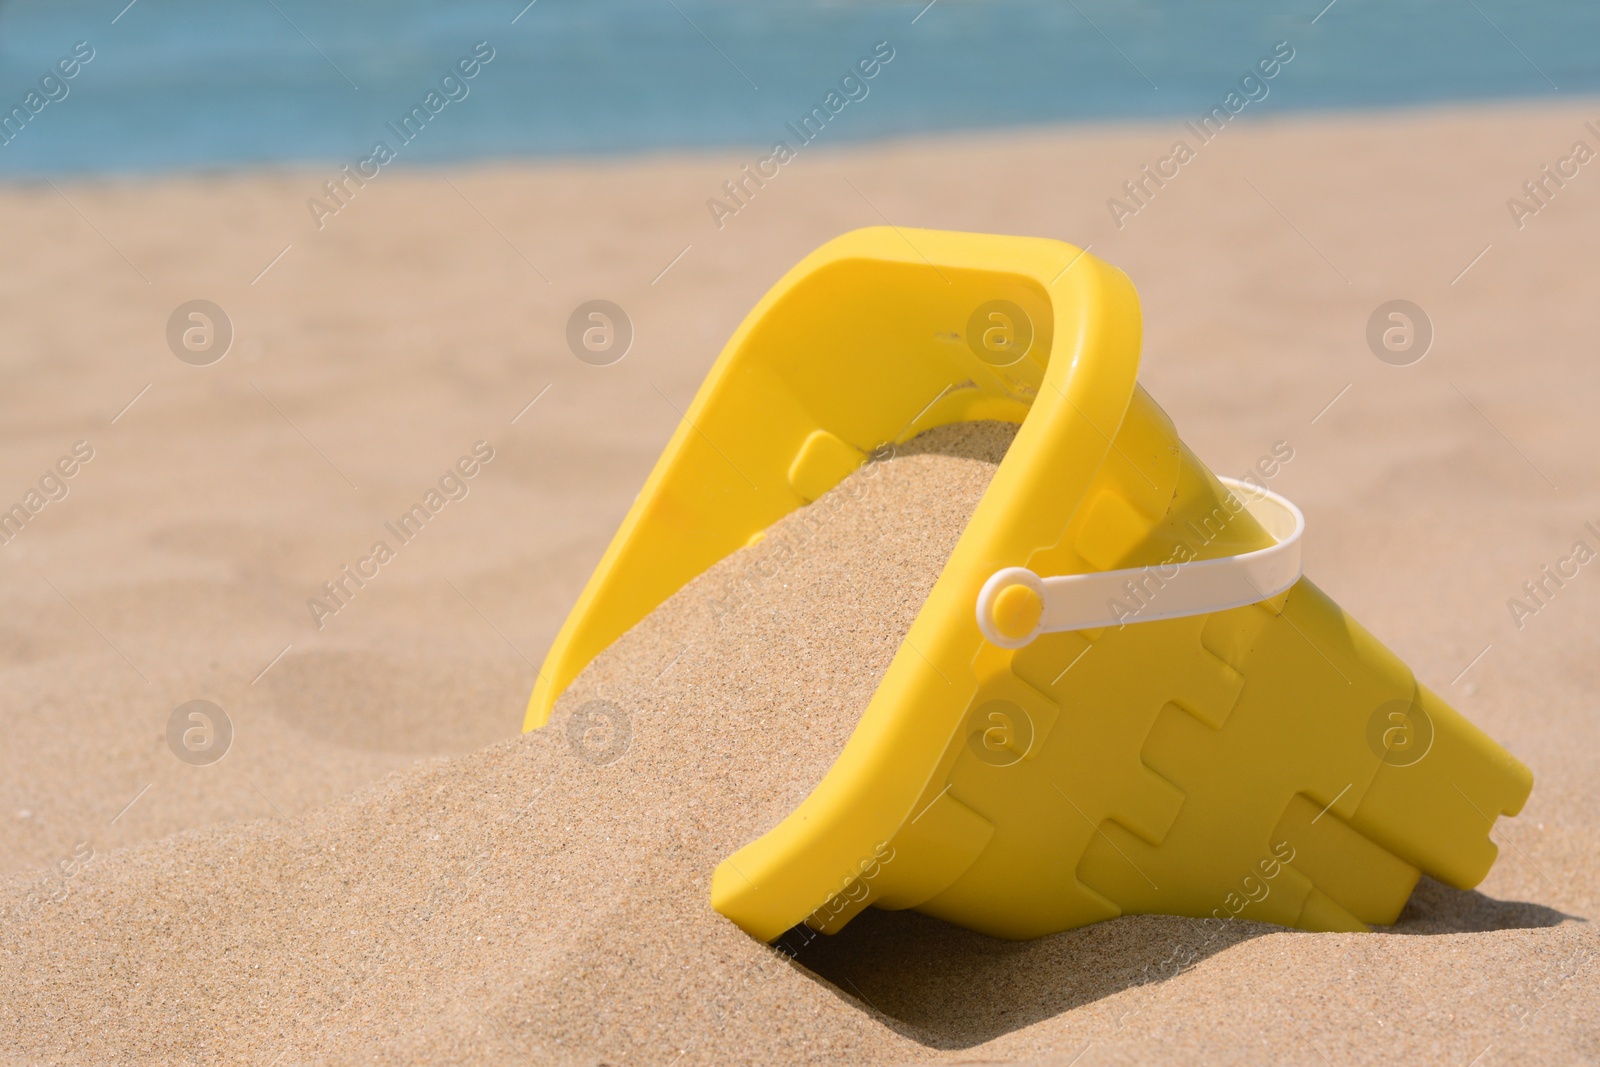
[784,878,1577,1049]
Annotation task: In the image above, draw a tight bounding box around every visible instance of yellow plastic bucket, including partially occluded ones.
[525,227,1533,942]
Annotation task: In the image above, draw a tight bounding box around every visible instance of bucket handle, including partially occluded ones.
[976,477,1306,650]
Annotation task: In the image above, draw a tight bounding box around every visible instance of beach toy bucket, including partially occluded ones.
[525,227,1533,942]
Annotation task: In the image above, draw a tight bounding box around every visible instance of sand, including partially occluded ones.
[1,422,1018,1064]
[3,100,1599,1063]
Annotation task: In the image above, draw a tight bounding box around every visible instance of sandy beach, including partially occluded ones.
[3,100,1599,1063]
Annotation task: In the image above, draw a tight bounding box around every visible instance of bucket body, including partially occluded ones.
[526,227,1533,943]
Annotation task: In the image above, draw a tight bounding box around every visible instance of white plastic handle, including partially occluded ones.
[976,477,1306,649]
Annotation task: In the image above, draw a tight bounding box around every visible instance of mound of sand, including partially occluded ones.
[0,424,1018,1065]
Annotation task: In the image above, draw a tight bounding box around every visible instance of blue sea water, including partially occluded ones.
[0,0,1594,177]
